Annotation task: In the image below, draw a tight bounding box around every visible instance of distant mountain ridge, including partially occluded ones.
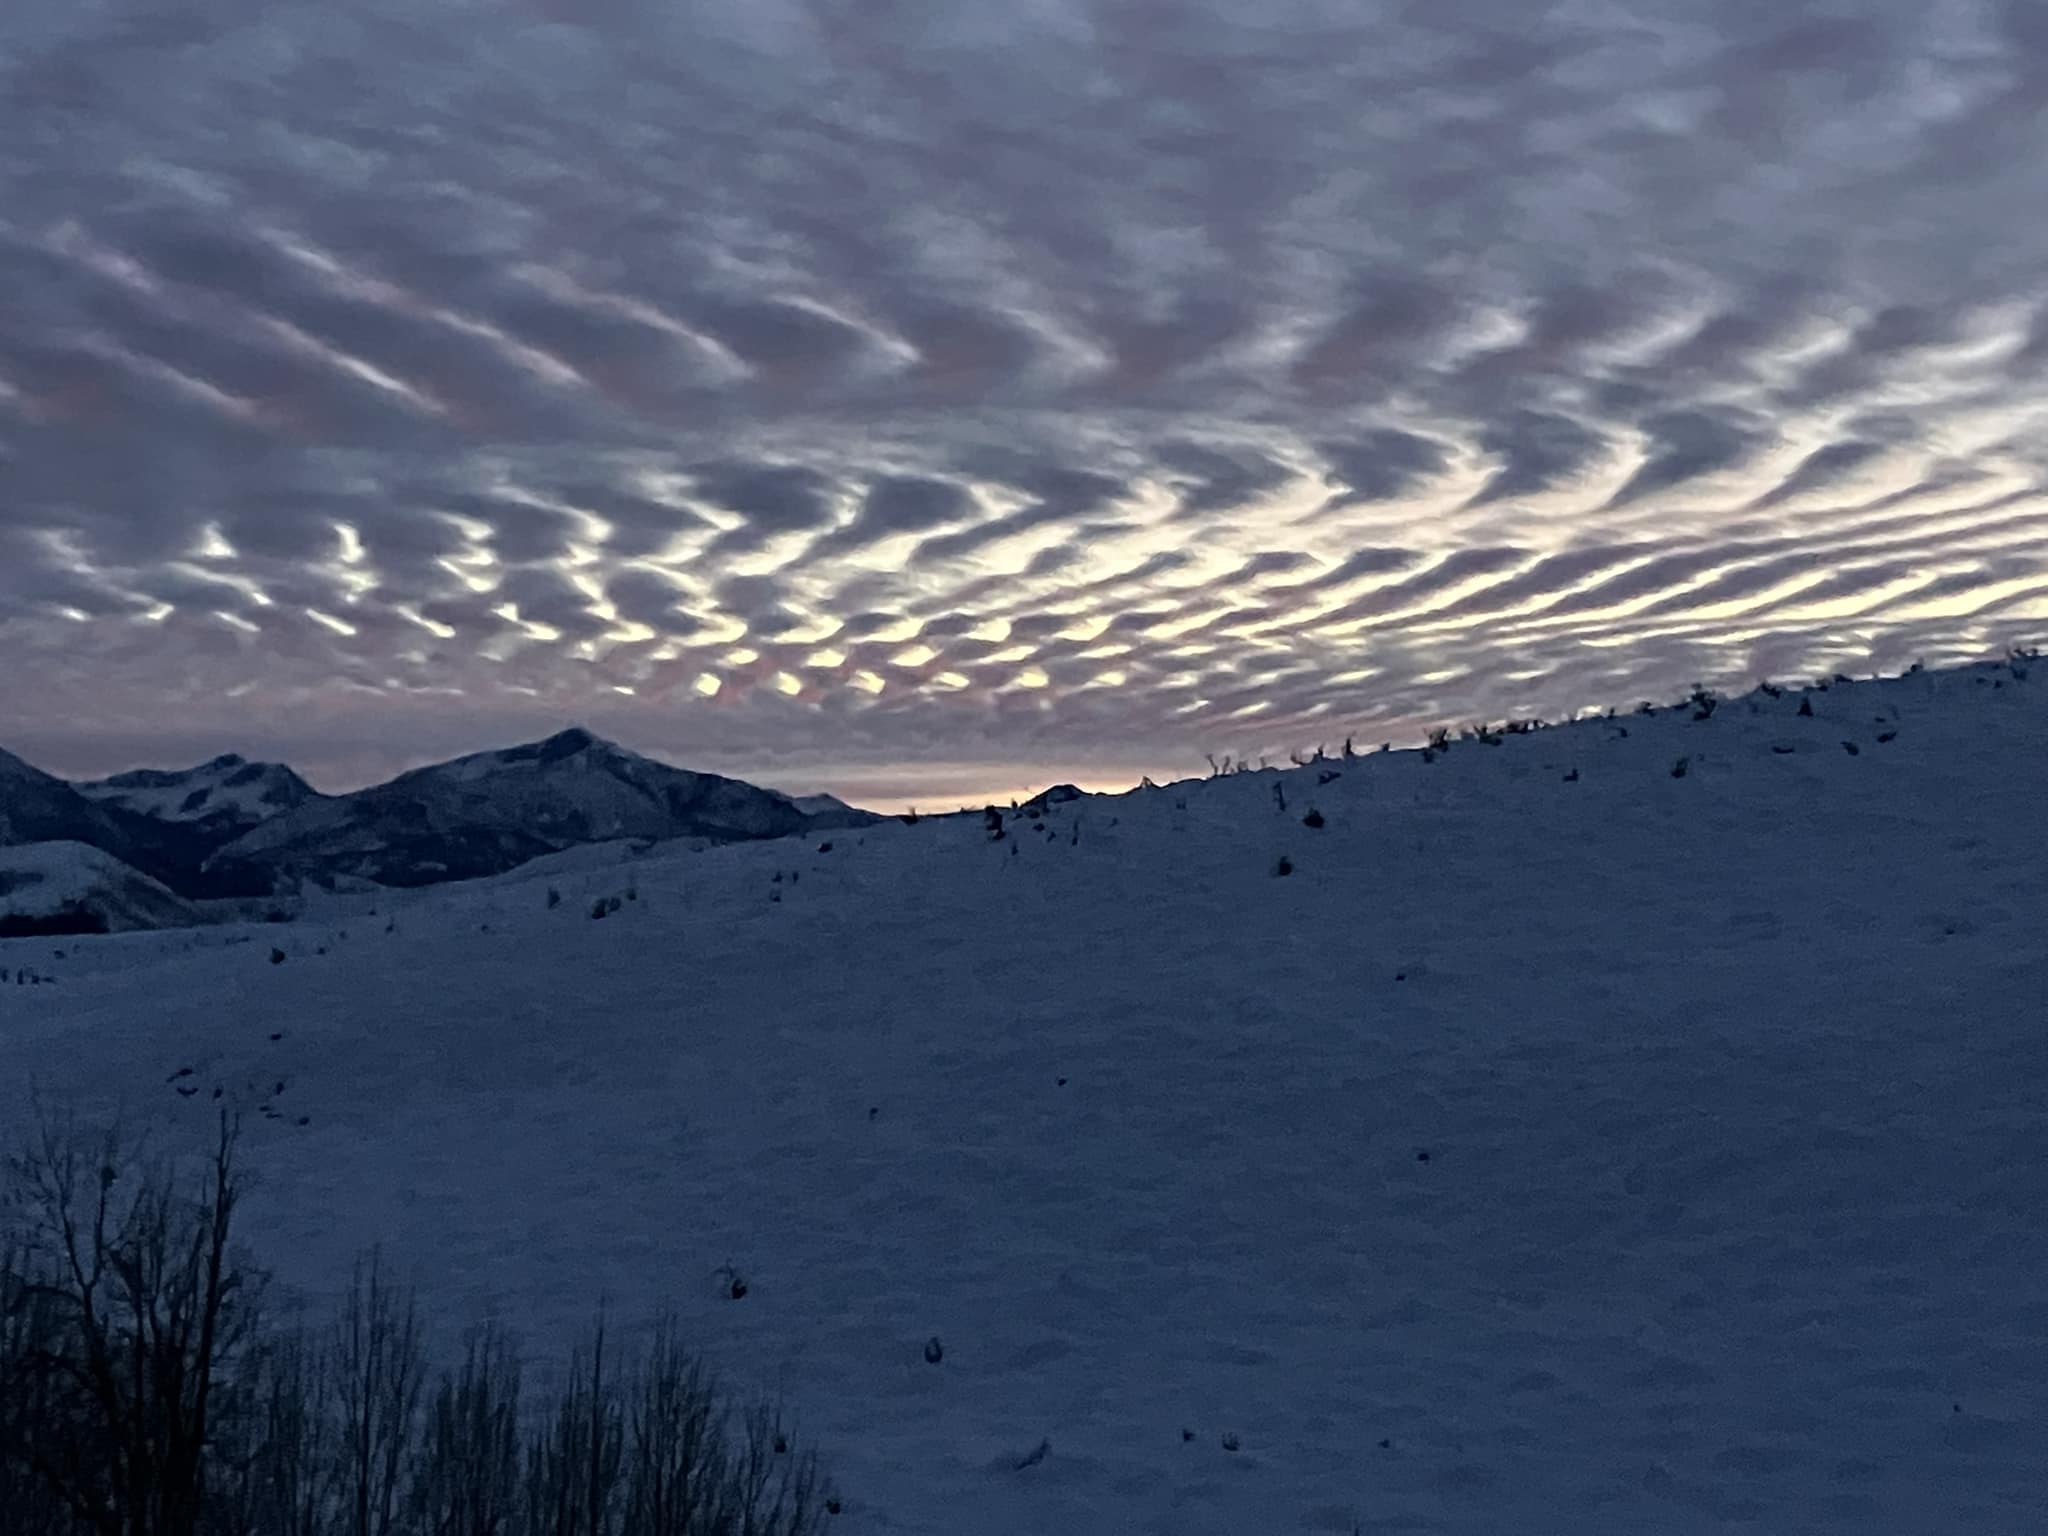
[0,730,880,917]
[78,753,316,837]
[0,746,266,900]
[207,728,876,889]
[0,746,144,852]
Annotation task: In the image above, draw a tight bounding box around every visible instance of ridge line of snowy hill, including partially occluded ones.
[1,728,884,918]
[5,654,2039,927]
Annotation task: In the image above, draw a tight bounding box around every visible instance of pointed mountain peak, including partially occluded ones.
[489,727,630,769]
[541,726,601,756]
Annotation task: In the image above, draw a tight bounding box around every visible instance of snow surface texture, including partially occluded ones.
[3,659,2046,1534]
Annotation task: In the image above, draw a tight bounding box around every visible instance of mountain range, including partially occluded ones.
[0,730,876,927]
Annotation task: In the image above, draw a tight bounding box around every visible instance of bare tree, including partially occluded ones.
[411,1324,522,1536]
[3,1112,259,1536]
[334,1251,424,1536]
[3,1118,836,1536]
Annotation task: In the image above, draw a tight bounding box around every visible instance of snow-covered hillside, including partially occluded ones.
[0,840,198,934]
[3,656,2045,1534]
[77,752,315,833]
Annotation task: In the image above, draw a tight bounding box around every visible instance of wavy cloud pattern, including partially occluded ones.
[4,0,2047,802]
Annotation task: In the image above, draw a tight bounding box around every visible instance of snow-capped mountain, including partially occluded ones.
[0,746,258,898]
[1,732,880,906]
[0,840,199,935]
[77,753,316,838]
[205,727,879,889]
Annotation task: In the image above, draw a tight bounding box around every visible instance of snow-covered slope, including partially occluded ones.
[208,727,875,889]
[78,753,316,836]
[774,789,875,830]
[0,745,141,850]
[4,654,2046,1534]
[0,746,246,900]
[0,840,199,934]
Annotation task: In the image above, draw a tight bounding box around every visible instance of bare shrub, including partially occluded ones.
[0,1118,836,1536]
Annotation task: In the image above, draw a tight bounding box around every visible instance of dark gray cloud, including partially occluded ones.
[1469,412,1611,505]
[1606,410,1772,508]
[795,473,976,563]
[1319,431,1451,505]
[3,0,2046,805]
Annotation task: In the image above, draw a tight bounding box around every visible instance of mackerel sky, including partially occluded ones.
[4,0,2047,806]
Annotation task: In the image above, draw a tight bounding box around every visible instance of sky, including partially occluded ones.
[4,0,2047,809]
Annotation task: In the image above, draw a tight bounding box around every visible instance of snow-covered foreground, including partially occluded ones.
[5,661,2047,1534]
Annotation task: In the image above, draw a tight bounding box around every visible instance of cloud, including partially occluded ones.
[3,0,2046,802]
[1319,430,1451,505]
[1606,410,1772,508]
[1468,412,1611,504]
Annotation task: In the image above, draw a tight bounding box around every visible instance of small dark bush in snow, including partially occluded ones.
[1302,808,1325,829]
[1670,757,1690,779]
[270,947,287,964]
[924,1337,944,1365]
[591,898,609,920]
[546,886,562,909]
[1273,855,1294,877]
